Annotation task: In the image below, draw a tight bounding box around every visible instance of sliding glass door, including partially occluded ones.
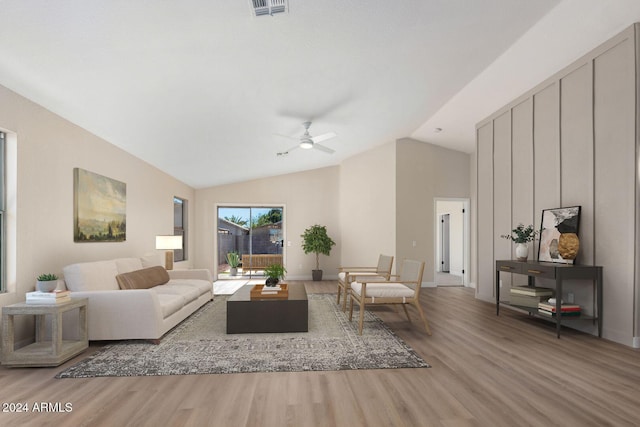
[217,206,284,279]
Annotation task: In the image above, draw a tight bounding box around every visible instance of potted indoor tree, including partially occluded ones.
[301,224,336,281]
[226,251,240,276]
[500,223,538,261]
[264,264,286,287]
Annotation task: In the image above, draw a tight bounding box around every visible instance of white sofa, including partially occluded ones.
[61,257,213,341]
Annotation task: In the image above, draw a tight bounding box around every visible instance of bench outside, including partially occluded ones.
[241,254,283,272]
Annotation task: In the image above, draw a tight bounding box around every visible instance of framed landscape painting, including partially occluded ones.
[538,206,580,264]
[74,168,126,242]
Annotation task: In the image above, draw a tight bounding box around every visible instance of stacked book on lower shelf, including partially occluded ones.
[509,286,554,308]
[538,301,581,317]
[26,290,71,304]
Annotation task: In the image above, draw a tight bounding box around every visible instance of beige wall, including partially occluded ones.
[338,142,396,270]
[0,84,194,342]
[396,138,470,284]
[194,166,341,280]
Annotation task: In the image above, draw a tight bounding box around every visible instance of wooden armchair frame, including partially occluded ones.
[349,259,431,336]
[337,254,393,311]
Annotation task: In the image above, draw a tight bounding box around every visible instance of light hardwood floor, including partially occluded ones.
[1,282,639,427]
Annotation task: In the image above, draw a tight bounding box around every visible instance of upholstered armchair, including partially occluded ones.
[337,254,393,311]
[349,259,431,336]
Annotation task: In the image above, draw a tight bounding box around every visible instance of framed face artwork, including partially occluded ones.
[538,206,581,264]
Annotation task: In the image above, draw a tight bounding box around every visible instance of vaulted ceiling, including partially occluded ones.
[1,1,637,188]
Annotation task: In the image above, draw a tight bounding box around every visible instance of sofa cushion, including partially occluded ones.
[153,283,200,303]
[116,266,170,290]
[351,281,415,298]
[168,279,212,296]
[115,257,144,274]
[63,260,120,292]
[156,293,185,318]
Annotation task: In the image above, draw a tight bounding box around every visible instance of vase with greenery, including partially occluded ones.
[226,251,240,276]
[36,273,59,292]
[264,264,286,287]
[500,223,538,261]
[301,224,336,281]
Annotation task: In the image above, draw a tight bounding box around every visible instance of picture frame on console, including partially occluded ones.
[538,206,581,264]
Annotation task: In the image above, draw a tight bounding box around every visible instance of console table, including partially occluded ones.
[495,260,603,338]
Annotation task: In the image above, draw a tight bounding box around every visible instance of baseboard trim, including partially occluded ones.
[633,337,640,349]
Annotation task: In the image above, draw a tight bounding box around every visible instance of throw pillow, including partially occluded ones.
[116,266,170,290]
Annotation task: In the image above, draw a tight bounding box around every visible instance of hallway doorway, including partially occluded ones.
[434,199,470,287]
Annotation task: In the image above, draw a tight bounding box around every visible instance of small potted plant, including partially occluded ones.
[36,273,59,292]
[264,264,286,287]
[226,251,240,276]
[501,224,538,261]
[301,224,336,281]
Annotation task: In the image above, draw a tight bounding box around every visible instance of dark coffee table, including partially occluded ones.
[226,283,308,334]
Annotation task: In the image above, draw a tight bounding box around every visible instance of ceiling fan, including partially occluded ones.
[276,121,337,156]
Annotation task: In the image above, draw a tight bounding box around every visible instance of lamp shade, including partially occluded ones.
[155,235,183,250]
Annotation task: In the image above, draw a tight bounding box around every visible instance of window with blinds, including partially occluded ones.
[173,197,187,262]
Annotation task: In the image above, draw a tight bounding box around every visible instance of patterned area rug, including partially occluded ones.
[56,294,429,378]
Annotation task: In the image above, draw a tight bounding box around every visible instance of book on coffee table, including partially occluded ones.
[250,284,289,299]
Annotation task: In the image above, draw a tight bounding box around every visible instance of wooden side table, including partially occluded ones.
[1,298,88,367]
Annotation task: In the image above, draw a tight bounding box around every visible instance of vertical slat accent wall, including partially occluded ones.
[493,112,512,292]
[593,37,636,343]
[474,24,639,346]
[476,123,494,301]
[533,83,561,231]
[511,99,534,287]
[559,62,595,308]
[635,21,640,348]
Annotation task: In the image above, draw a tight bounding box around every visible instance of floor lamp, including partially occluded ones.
[156,235,183,270]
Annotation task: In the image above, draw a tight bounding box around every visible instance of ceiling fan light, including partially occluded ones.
[300,140,313,149]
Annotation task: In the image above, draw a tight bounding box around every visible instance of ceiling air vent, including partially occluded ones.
[251,0,288,17]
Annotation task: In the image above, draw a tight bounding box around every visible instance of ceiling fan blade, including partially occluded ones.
[311,131,337,144]
[313,143,335,154]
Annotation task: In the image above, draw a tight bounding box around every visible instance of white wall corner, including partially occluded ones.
[632,337,640,349]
